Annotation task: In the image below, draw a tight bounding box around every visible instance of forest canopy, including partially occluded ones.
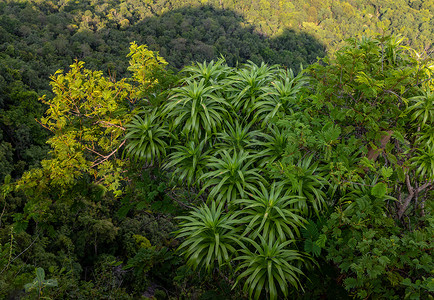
[0,1,433,299]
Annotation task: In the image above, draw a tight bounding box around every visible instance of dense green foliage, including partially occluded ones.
[2,35,432,299]
[1,0,433,181]
[1,1,433,299]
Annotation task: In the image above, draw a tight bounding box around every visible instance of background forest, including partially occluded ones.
[0,0,433,299]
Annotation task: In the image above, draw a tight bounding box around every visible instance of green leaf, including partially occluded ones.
[378,256,390,266]
[371,182,388,197]
[380,167,393,179]
[136,201,148,210]
[316,234,327,248]
[348,238,357,249]
[304,238,313,253]
[36,267,45,281]
[396,167,405,182]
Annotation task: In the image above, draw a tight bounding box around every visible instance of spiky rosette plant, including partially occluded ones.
[176,201,239,272]
[124,109,170,165]
[233,234,306,300]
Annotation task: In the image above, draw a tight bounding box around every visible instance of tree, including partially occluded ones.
[305,35,434,298]
[18,43,170,197]
[309,35,433,217]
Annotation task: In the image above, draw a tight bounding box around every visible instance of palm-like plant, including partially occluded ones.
[124,109,170,165]
[233,234,305,300]
[164,138,211,187]
[225,61,276,118]
[234,182,306,241]
[407,90,434,127]
[410,145,434,180]
[252,68,306,125]
[277,155,328,217]
[176,201,239,272]
[200,150,264,204]
[163,79,230,139]
[181,58,229,85]
[256,125,289,167]
[214,120,261,154]
[415,127,434,149]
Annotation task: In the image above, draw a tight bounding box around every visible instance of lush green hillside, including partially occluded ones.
[1,0,433,91]
[0,1,433,299]
[0,1,326,181]
[1,0,433,181]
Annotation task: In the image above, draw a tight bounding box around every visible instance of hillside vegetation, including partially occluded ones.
[0,1,433,299]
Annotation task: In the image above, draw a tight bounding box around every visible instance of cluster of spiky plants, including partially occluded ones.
[124,36,434,298]
[124,58,324,299]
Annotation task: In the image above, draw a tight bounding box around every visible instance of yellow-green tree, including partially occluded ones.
[18,43,169,197]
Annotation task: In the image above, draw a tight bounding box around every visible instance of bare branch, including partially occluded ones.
[91,140,126,168]
[398,175,432,218]
[85,146,105,157]
[417,181,433,192]
[166,191,196,210]
[34,118,54,133]
[0,233,40,275]
[96,120,126,131]
[0,201,6,228]
[366,130,394,162]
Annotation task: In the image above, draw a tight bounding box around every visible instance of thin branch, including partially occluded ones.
[398,175,415,219]
[0,233,40,275]
[406,173,413,191]
[34,119,54,133]
[420,186,431,217]
[403,77,432,95]
[398,176,432,218]
[384,89,404,104]
[90,140,126,168]
[96,120,126,131]
[417,181,432,193]
[85,146,105,157]
[166,191,195,210]
[0,200,6,228]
